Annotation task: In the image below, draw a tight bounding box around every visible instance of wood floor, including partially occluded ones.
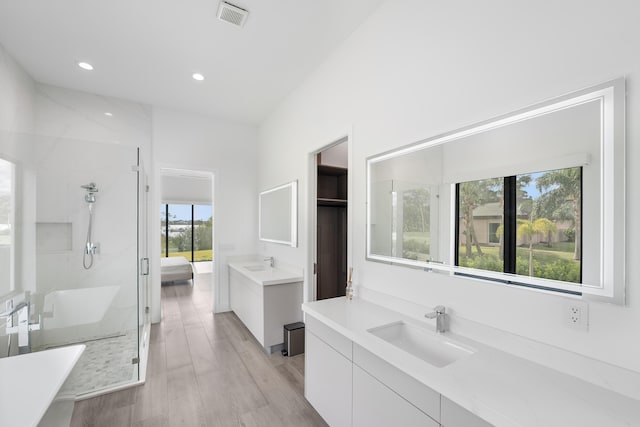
[70,270,328,426]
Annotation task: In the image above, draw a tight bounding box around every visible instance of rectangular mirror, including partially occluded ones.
[367,79,625,304]
[259,180,298,247]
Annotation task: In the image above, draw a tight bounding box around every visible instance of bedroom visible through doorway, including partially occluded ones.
[160,171,214,278]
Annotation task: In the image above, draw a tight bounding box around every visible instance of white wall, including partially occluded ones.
[259,0,640,373]
[0,43,35,133]
[152,107,258,319]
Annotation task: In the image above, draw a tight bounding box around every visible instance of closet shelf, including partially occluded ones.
[317,198,347,207]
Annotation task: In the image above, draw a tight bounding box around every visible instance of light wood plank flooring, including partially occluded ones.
[70,270,327,426]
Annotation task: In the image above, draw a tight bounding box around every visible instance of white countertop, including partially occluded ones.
[302,297,640,427]
[0,345,85,427]
[229,261,303,286]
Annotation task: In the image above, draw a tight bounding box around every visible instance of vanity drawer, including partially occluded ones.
[353,364,439,427]
[305,314,352,360]
[353,343,440,421]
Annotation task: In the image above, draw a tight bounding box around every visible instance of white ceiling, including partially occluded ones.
[0,0,385,125]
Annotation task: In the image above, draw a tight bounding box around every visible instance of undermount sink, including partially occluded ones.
[245,264,269,272]
[368,321,476,367]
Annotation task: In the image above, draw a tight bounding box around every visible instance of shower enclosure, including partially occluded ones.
[0,130,150,397]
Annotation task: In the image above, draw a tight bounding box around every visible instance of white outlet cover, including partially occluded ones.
[564,300,589,331]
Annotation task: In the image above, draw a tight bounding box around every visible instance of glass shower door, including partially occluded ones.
[137,149,150,380]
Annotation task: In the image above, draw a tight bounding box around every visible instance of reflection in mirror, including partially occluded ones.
[0,158,14,295]
[456,166,582,284]
[259,181,298,247]
[367,79,625,304]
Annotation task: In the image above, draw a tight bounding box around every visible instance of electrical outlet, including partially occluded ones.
[564,300,589,331]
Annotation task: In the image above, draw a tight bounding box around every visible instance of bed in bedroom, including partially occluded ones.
[160,256,194,284]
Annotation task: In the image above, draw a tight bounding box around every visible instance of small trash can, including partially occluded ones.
[283,322,305,357]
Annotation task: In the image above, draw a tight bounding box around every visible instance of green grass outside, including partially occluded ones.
[403,231,430,244]
[459,243,577,263]
[458,242,580,282]
[402,231,431,261]
[167,249,213,262]
[530,241,576,254]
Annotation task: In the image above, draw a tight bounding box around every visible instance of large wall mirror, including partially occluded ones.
[367,79,625,304]
[259,180,298,247]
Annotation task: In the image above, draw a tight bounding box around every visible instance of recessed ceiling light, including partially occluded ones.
[77,61,94,71]
[192,73,205,81]
[104,112,113,117]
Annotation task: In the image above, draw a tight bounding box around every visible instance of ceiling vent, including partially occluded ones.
[217,2,249,27]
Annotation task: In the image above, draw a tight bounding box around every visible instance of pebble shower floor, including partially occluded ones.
[60,330,138,397]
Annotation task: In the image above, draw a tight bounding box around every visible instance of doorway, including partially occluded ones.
[314,139,348,300]
[159,170,214,276]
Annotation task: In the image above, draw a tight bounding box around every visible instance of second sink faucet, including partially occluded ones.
[264,256,274,268]
[425,305,446,333]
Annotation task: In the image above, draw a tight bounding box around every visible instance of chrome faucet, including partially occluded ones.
[425,305,447,333]
[264,256,274,268]
[1,294,41,354]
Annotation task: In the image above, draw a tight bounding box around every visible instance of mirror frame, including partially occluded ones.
[259,180,298,247]
[366,78,625,304]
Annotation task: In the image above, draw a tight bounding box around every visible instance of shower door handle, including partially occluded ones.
[140,258,150,276]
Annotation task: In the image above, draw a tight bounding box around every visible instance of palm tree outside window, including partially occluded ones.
[456,166,582,285]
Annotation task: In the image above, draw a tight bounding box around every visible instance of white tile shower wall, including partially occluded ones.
[258,0,640,375]
[31,84,152,346]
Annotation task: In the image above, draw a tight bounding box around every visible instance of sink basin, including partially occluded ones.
[245,264,269,272]
[368,321,475,367]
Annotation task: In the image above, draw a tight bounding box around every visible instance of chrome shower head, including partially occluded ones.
[81,182,98,203]
[81,183,98,193]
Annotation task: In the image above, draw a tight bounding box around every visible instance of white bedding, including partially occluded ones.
[161,256,193,283]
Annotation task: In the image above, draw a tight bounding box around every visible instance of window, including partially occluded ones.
[456,166,582,288]
[0,158,15,294]
[488,223,500,244]
[161,204,212,262]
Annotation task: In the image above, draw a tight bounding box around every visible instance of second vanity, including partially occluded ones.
[229,260,303,353]
[303,297,640,427]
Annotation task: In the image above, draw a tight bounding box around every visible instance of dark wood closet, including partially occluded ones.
[316,164,347,300]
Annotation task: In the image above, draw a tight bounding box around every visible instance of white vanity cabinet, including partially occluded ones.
[304,312,494,427]
[228,263,303,353]
[305,315,353,427]
[441,397,493,427]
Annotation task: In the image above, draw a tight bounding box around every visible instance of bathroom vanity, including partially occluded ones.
[303,297,640,427]
[229,261,303,353]
[0,344,85,427]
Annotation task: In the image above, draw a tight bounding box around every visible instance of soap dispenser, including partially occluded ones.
[346,267,354,300]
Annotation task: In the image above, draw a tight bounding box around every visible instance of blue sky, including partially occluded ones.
[522,172,543,199]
